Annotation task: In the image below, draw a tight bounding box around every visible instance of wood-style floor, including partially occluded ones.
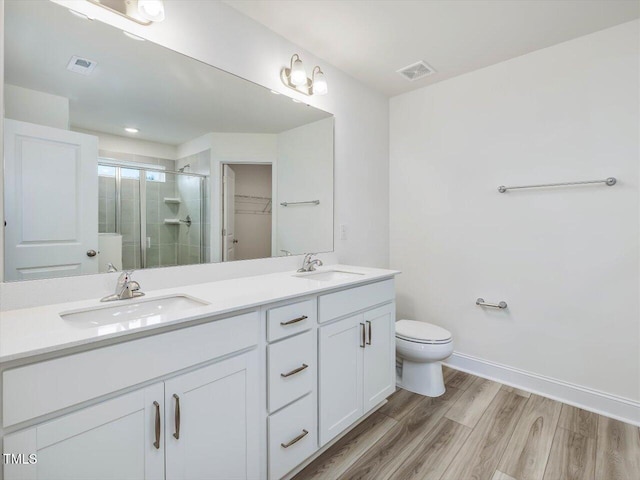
[294,367,640,480]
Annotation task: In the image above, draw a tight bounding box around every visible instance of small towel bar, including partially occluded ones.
[476,298,507,309]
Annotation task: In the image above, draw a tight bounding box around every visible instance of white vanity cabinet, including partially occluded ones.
[264,299,318,480]
[0,270,399,480]
[318,281,396,446]
[164,352,259,480]
[3,384,165,480]
[3,351,258,480]
[2,312,260,480]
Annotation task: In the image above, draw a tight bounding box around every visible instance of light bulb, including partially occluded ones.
[138,0,165,22]
[290,58,307,87]
[313,70,328,95]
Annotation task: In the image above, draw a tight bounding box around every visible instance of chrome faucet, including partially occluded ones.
[298,253,323,273]
[101,270,145,302]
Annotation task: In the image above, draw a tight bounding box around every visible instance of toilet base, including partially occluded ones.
[398,359,445,397]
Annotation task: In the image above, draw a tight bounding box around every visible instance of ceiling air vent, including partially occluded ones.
[66,56,97,76]
[396,60,436,81]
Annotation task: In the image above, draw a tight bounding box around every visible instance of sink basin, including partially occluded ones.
[294,270,364,281]
[60,295,210,328]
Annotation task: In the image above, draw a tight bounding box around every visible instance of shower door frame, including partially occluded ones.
[98,159,207,269]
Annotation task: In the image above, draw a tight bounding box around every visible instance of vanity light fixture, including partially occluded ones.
[281,54,328,96]
[311,67,328,95]
[124,127,139,133]
[86,0,165,25]
[137,0,165,22]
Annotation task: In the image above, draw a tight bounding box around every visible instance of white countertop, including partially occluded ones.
[0,265,399,363]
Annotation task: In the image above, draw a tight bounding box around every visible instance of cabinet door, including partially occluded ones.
[318,314,364,446]
[363,303,396,412]
[164,351,259,480]
[3,384,164,480]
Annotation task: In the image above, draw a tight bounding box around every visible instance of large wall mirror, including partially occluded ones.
[3,0,334,282]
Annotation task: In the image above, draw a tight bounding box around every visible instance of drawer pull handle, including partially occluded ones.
[281,364,309,378]
[153,401,161,449]
[366,320,372,345]
[281,429,309,448]
[280,315,308,326]
[360,323,366,348]
[173,394,181,440]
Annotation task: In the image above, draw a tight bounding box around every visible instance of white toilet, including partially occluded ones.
[395,319,454,397]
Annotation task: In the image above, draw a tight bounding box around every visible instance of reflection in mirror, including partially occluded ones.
[3,1,334,282]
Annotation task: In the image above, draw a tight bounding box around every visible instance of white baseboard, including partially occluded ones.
[443,351,640,427]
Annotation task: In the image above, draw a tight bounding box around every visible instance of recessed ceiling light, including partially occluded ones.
[68,9,92,20]
[124,127,139,133]
[123,31,145,41]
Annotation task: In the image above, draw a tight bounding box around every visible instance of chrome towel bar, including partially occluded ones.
[280,200,320,206]
[498,177,616,193]
[476,298,507,309]
[280,200,320,207]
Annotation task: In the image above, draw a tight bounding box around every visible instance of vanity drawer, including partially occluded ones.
[318,279,395,323]
[3,311,259,428]
[268,331,314,413]
[269,394,316,480]
[267,299,314,342]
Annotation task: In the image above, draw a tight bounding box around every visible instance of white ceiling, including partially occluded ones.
[224,0,640,97]
[4,1,331,145]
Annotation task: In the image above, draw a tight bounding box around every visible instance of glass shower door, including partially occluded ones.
[97,164,142,271]
[145,170,205,267]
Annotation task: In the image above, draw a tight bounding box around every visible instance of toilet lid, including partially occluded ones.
[395,319,452,344]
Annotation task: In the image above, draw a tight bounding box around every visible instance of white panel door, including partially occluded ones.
[3,384,165,480]
[164,351,259,480]
[363,303,396,412]
[318,314,364,446]
[222,164,236,261]
[3,119,98,281]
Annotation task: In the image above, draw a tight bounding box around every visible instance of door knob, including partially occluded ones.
[86,249,97,257]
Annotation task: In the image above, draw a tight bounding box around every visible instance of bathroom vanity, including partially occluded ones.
[0,266,398,480]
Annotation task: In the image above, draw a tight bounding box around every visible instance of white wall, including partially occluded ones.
[5,84,69,129]
[277,118,334,255]
[390,21,640,406]
[74,128,178,160]
[0,0,388,307]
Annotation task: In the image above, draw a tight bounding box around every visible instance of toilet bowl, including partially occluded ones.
[395,319,453,397]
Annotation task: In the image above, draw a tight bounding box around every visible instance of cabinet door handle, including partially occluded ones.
[172,394,181,440]
[366,320,372,345]
[280,315,308,326]
[360,323,366,348]
[281,364,309,378]
[153,401,161,449]
[281,429,309,448]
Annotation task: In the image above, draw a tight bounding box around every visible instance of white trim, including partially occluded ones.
[444,351,640,427]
